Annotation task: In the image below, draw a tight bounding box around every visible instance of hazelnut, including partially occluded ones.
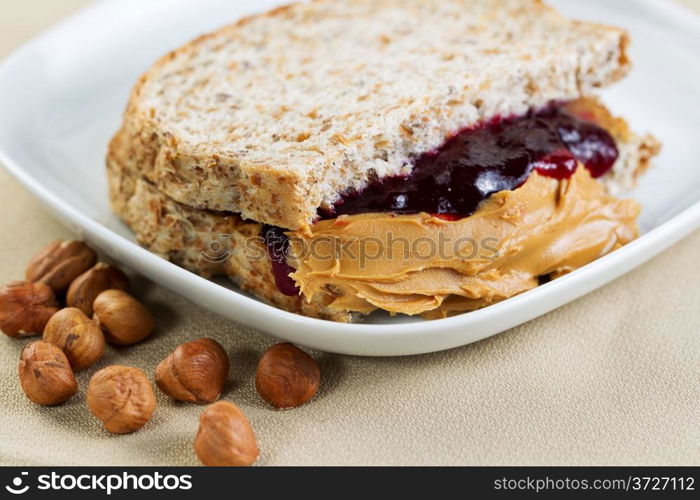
[66,263,129,316]
[87,365,156,434]
[18,341,78,406]
[255,343,320,409]
[194,401,259,466]
[43,307,105,371]
[155,338,229,404]
[0,281,60,338]
[25,240,97,293]
[93,290,154,345]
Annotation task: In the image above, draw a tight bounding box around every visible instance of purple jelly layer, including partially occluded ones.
[265,105,619,296]
[319,106,618,220]
[263,225,300,296]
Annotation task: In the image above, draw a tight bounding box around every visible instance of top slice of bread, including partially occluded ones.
[109,0,631,230]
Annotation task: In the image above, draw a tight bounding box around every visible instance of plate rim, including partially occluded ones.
[0,0,699,355]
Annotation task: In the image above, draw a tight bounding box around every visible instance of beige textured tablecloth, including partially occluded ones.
[0,0,698,466]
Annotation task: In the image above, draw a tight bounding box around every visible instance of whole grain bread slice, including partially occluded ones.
[109,0,631,230]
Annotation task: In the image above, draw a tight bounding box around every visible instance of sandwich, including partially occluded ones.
[108,0,660,322]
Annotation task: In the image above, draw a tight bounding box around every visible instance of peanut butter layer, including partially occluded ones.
[289,166,639,319]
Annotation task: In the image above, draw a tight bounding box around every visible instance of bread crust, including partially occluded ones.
[109,0,631,230]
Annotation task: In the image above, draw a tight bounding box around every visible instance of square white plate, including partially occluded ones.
[0,0,699,356]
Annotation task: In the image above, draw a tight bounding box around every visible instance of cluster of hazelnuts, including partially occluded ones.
[0,239,321,466]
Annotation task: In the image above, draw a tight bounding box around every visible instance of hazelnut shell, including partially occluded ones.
[25,240,97,293]
[93,290,154,346]
[66,263,129,316]
[19,341,78,406]
[0,281,59,338]
[87,365,156,434]
[43,307,105,371]
[194,401,259,466]
[155,338,230,404]
[255,343,320,409]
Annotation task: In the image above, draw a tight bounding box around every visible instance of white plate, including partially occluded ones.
[0,0,699,356]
